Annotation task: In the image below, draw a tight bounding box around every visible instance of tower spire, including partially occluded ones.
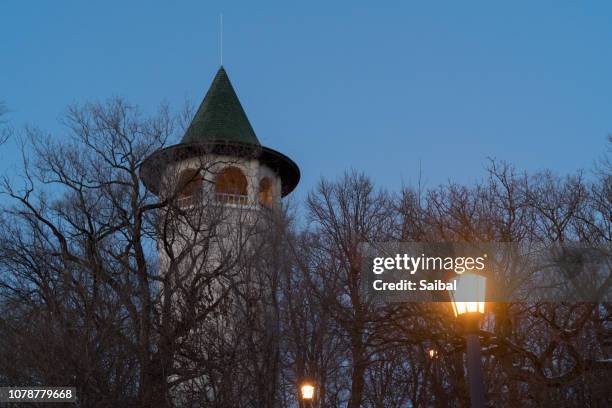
[182,67,259,146]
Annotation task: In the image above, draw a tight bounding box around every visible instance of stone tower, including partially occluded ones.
[138,66,300,404]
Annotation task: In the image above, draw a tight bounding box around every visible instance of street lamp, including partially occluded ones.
[300,382,315,407]
[449,273,487,408]
[449,273,486,318]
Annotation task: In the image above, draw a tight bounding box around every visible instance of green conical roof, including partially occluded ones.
[182,66,260,145]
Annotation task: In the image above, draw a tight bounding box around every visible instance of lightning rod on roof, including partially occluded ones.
[220,13,223,66]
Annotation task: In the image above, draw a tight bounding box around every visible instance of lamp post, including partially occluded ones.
[449,273,487,408]
[300,381,315,408]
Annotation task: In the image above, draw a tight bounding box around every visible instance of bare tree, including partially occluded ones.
[1,97,610,407]
[0,98,276,407]
[294,172,398,407]
[393,159,612,406]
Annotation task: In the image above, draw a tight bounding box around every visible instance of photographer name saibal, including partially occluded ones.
[372,279,456,291]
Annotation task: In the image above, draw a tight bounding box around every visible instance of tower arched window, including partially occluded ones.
[216,166,248,205]
[258,177,274,208]
[177,169,203,208]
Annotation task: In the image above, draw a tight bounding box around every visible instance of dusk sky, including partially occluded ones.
[1,1,611,204]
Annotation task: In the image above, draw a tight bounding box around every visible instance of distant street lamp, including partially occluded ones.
[449,273,487,408]
[428,347,445,407]
[300,381,315,407]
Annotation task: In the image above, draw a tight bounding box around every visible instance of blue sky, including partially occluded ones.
[1,1,611,204]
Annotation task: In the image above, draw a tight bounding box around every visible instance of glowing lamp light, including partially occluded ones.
[428,349,438,359]
[449,273,486,317]
[301,383,315,400]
